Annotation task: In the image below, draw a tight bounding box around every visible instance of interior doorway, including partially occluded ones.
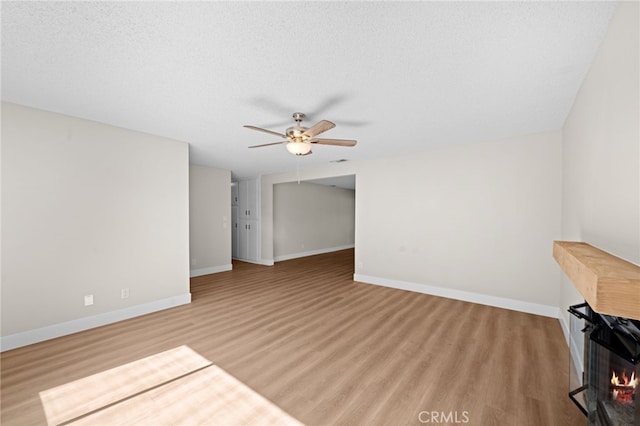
[272,175,355,274]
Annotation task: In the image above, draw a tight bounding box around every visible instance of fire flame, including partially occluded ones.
[611,370,638,404]
[611,370,638,388]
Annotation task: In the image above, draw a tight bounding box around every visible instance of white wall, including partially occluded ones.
[1,103,190,349]
[354,132,562,314]
[273,182,355,261]
[560,2,639,327]
[189,165,232,276]
[261,131,563,316]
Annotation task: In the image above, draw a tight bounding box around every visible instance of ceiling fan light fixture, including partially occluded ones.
[286,142,312,156]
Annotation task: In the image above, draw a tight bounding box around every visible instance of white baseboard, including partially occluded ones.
[562,312,585,379]
[353,274,560,318]
[274,244,355,262]
[190,264,232,277]
[0,293,192,352]
[559,314,570,345]
[232,258,274,266]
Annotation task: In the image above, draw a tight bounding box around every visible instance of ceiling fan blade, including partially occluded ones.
[303,120,335,138]
[335,119,370,127]
[309,138,357,147]
[248,141,287,148]
[310,95,348,118]
[249,97,295,116]
[244,125,287,139]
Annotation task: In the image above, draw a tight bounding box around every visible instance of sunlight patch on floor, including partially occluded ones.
[39,345,303,426]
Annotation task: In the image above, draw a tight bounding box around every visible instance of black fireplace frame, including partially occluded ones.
[568,302,594,416]
[568,302,640,424]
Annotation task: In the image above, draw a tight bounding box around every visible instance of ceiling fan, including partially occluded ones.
[244,112,357,156]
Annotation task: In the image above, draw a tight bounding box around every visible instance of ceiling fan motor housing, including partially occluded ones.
[287,112,309,142]
[286,126,309,142]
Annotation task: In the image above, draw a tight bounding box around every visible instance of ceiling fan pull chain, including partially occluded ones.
[297,156,301,184]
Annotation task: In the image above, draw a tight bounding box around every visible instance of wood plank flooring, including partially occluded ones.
[1,249,585,425]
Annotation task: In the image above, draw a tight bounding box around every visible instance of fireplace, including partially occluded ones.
[569,302,640,425]
[554,241,640,424]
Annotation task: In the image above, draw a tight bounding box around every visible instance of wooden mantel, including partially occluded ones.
[553,241,640,321]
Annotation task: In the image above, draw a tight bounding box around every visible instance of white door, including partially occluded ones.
[239,179,259,219]
[238,219,258,261]
[231,206,239,259]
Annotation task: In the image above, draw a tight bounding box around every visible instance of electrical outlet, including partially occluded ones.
[121,288,129,299]
[84,294,93,306]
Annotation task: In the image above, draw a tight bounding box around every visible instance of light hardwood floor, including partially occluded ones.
[1,249,584,425]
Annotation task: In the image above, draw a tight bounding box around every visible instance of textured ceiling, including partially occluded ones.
[2,1,618,179]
